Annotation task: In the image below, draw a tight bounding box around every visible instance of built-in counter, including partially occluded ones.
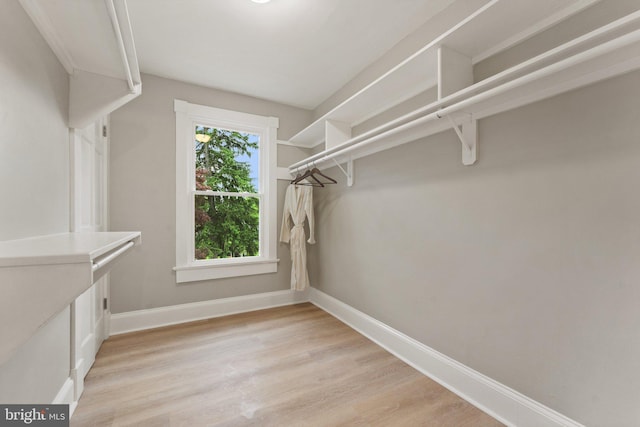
[0,232,141,364]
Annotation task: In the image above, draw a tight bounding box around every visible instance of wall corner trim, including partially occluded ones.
[309,288,585,427]
[52,377,77,416]
[109,289,309,335]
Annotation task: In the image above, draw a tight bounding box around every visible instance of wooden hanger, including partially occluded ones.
[291,167,324,187]
[309,167,337,185]
[290,163,337,187]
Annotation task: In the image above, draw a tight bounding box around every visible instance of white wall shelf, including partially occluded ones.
[288,7,640,176]
[288,0,599,148]
[20,0,142,129]
[0,231,141,365]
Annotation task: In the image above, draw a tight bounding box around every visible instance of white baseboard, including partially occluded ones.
[110,289,310,335]
[309,288,584,427]
[52,377,73,405]
[52,377,77,416]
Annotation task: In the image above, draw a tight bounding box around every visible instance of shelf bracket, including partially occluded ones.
[445,114,477,165]
[331,158,354,187]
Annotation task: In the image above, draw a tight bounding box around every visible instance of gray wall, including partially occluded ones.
[0,0,71,403]
[109,74,312,313]
[0,1,69,241]
[308,5,640,425]
[309,71,640,426]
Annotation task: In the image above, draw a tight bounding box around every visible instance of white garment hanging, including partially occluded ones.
[280,184,315,291]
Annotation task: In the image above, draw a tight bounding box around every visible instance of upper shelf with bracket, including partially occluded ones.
[288,0,600,149]
[20,0,141,128]
[288,3,640,185]
[0,231,141,365]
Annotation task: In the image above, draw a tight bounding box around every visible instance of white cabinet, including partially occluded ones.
[0,231,141,366]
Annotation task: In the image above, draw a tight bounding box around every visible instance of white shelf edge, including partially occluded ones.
[288,0,595,147]
[0,231,141,366]
[438,10,640,110]
[288,23,640,173]
[288,0,500,146]
[0,231,141,268]
[288,12,640,167]
[472,0,601,64]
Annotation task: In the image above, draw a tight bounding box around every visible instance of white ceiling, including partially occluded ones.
[125,0,456,109]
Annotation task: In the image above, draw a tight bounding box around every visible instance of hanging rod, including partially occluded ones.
[294,11,640,171]
[289,28,640,172]
[289,110,444,171]
[288,12,640,171]
[92,240,135,272]
[105,0,138,94]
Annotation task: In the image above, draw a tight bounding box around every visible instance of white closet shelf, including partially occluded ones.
[20,0,142,128]
[0,231,141,365]
[288,0,599,148]
[0,231,141,267]
[289,9,640,175]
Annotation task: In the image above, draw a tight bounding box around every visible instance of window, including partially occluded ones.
[174,100,279,282]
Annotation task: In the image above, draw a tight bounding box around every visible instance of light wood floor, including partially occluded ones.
[71,303,503,426]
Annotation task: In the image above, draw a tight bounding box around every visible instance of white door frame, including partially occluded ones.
[69,116,109,401]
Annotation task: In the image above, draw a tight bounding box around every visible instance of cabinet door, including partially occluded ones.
[71,119,107,233]
[70,117,109,399]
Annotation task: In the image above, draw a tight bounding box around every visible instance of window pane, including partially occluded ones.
[194,126,259,193]
[194,195,260,260]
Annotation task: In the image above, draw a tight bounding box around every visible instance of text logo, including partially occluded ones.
[0,405,68,426]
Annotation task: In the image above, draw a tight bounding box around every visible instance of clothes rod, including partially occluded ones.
[292,110,443,171]
[92,240,135,272]
[289,28,640,172]
[288,17,640,171]
[105,0,136,94]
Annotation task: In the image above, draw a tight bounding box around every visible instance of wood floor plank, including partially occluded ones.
[71,303,503,427]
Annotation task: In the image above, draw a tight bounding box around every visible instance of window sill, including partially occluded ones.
[174,258,279,283]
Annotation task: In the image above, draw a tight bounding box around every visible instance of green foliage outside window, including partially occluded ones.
[194,127,260,260]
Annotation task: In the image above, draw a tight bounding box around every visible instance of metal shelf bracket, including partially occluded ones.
[445,114,477,165]
[331,158,354,187]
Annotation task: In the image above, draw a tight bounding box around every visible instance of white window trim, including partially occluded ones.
[174,99,279,283]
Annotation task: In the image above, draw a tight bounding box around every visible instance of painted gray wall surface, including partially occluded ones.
[0,0,71,403]
[0,0,69,241]
[109,74,311,313]
[309,71,640,426]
